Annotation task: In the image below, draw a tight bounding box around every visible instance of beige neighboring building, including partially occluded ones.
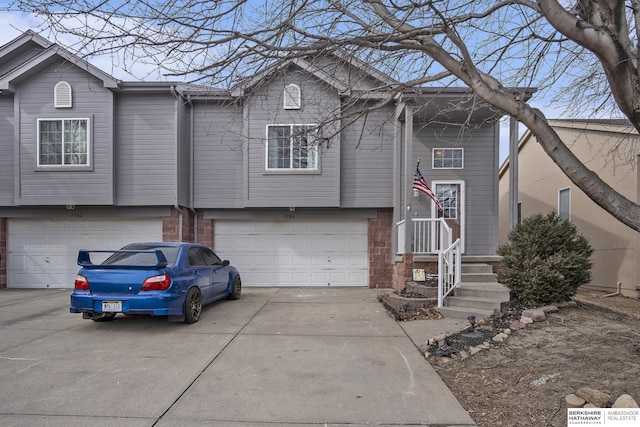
[499,119,640,297]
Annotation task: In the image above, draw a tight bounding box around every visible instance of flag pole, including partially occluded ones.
[410,157,421,210]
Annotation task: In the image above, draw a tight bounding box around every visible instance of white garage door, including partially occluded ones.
[215,220,368,287]
[8,219,163,289]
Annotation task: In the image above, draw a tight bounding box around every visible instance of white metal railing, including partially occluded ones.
[438,238,462,307]
[395,217,452,255]
[412,218,452,255]
[395,217,461,306]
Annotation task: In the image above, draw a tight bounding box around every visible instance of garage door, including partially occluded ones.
[215,220,368,287]
[8,219,163,289]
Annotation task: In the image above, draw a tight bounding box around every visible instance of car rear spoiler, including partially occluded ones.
[77,249,168,269]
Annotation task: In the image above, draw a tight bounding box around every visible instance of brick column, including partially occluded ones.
[0,218,6,289]
[162,206,196,242]
[197,211,214,249]
[162,207,181,241]
[392,253,413,292]
[368,209,393,288]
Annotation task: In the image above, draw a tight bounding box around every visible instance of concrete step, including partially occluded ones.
[455,282,511,300]
[445,295,505,311]
[460,272,498,283]
[437,280,511,320]
[435,305,495,320]
[461,263,494,274]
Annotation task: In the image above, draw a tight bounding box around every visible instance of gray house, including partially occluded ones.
[0,30,509,292]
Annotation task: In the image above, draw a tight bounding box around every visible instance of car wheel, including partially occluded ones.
[184,287,202,324]
[227,276,242,300]
[92,313,116,322]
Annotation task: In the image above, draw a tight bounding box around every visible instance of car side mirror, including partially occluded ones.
[222,260,230,266]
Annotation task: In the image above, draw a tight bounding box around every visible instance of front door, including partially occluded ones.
[433,181,465,253]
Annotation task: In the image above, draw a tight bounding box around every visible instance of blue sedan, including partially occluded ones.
[70,242,241,323]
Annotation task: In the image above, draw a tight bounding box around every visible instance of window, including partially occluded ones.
[283,84,301,109]
[266,125,317,170]
[188,247,223,267]
[517,201,522,225]
[433,148,463,169]
[54,81,72,108]
[37,118,89,166]
[436,184,458,219]
[558,188,571,220]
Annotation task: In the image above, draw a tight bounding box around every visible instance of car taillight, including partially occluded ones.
[141,274,171,291]
[74,275,89,290]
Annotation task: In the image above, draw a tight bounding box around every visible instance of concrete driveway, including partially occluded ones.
[0,287,475,426]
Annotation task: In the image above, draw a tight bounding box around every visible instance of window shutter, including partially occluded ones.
[283,84,301,110]
[54,81,72,108]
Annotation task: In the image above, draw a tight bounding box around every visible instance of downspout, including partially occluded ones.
[170,85,183,241]
[509,116,519,231]
[602,281,623,298]
[187,94,198,242]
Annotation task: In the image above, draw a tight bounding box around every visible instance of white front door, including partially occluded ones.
[214,220,368,287]
[433,181,465,253]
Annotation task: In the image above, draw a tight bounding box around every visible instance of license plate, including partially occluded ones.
[102,301,122,312]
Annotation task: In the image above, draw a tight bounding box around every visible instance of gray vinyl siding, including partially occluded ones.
[244,70,340,207]
[310,56,384,92]
[192,100,244,208]
[15,62,114,205]
[341,104,395,207]
[115,93,177,205]
[413,124,498,255]
[0,97,13,204]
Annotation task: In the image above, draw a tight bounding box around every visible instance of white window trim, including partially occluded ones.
[558,187,571,221]
[265,124,319,172]
[432,148,464,169]
[432,180,466,254]
[54,81,72,108]
[37,118,91,168]
[283,84,301,110]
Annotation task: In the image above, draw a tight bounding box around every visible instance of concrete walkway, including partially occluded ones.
[0,287,475,426]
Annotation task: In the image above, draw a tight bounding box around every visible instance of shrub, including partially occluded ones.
[497,212,593,304]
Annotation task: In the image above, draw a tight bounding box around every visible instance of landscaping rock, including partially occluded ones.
[522,308,547,322]
[510,320,526,330]
[520,316,534,324]
[540,305,559,313]
[469,346,484,355]
[576,387,611,408]
[565,394,586,408]
[557,300,578,308]
[492,333,509,343]
[613,394,639,408]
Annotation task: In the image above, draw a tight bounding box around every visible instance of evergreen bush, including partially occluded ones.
[497,212,593,304]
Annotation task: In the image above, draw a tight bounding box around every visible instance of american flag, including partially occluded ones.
[413,166,443,211]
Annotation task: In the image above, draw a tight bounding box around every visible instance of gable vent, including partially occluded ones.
[54,81,72,108]
[283,84,301,110]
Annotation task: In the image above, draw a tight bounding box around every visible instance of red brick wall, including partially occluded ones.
[0,218,6,289]
[162,207,195,242]
[368,209,393,288]
[198,212,214,249]
[392,253,413,292]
